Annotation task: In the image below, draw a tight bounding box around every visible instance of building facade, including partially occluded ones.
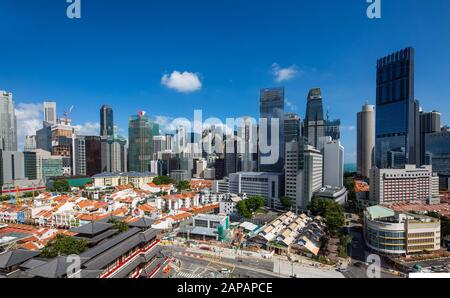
[0,91,17,152]
[323,138,344,188]
[375,47,420,168]
[128,113,153,172]
[369,165,440,205]
[357,104,375,178]
[259,87,285,173]
[100,105,114,138]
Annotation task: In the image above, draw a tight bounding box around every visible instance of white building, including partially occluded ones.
[357,104,375,178]
[0,91,17,151]
[323,138,344,188]
[219,193,246,216]
[370,165,441,205]
[44,101,57,125]
[195,159,208,178]
[285,141,323,212]
[228,172,283,209]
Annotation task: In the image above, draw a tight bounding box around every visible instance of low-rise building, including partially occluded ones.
[363,205,441,255]
[313,186,348,205]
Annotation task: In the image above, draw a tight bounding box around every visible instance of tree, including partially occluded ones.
[153,176,175,185]
[51,180,70,193]
[177,180,190,191]
[308,197,345,236]
[41,235,87,258]
[0,195,12,202]
[236,201,252,218]
[280,196,293,210]
[246,196,266,213]
[108,218,129,233]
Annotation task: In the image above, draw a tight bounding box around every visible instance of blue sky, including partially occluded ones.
[1,0,449,163]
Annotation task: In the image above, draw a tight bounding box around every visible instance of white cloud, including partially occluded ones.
[154,116,193,133]
[161,71,202,93]
[272,63,301,83]
[73,122,100,136]
[15,103,43,150]
[341,125,356,131]
[285,98,298,112]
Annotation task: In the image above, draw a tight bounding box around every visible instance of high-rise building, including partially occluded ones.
[259,87,285,173]
[44,101,57,125]
[42,156,64,180]
[153,136,167,159]
[304,88,325,149]
[425,127,450,189]
[369,165,440,205]
[101,136,127,173]
[325,119,341,140]
[0,91,18,152]
[284,113,301,143]
[128,113,153,172]
[165,134,174,151]
[0,151,25,187]
[323,138,344,188]
[51,122,76,176]
[357,104,375,177]
[100,105,114,138]
[23,149,52,181]
[75,136,102,176]
[285,139,323,212]
[36,123,53,152]
[24,135,37,151]
[237,117,258,172]
[225,136,239,177]
[419,110,441,165]
[375,47,420,168]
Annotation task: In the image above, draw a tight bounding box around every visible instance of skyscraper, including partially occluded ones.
[284,113,301,143]
[357,104,375,178]
[100,105,114,138]
[375,47,420,168]
[75,136,102,176]
[304,88,325,149]
[44,101,57,125]
[323,138,344,188]
[101,136,127,173]
[237,117,258,172]
[128,112,153,172]
[0,91,18,152]
[259,87,285,173]
[419,110,441,165]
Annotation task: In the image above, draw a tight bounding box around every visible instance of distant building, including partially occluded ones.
[228,172,283,209]
[304,88,325,149]
[237,117,258,172]
[259,87,285,173]
[323,138,344,188]
[364,205,441,255]
[92,172,155,188]
[170,170,188,182]
[44,101,57,125]
[101,136,127,173]
[100,105,114,138]
[357,104,375,178]
[0,91,18,151]
[128,113,154,172]
[419,110,441,165]
[0,151,25,187]
[42,156,64,180]
[313,186,348,205]
[370,165,440,205]
[284,113,301,143]
[23,149,52,181]
[75,136,102,177]
[425,127,450,190]
[187,214,229,241]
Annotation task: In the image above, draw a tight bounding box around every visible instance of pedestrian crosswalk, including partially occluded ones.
[175,272,204,279]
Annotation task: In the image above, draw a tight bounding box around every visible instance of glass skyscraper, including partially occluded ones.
[284,113,301,143]
[128,113,153,172]
[0,91,17,152]
[259,87,285,173]
[304,88,325,148]
[375,47,420,168]
[100,105,114,138]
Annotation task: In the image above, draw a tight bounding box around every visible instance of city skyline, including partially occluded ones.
[2,0,450,164]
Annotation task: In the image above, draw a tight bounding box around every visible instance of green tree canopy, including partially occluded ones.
[108,218,129,233]
[308,197,345,236]
[280,196,293,210]
[246,196,266,213]
[51,180,71,193]
[236,200,252,218]
[41,235,87,258]
[153,176,175,185]
[177,180,191,191]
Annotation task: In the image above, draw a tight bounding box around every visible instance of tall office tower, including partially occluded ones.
[75,136,102,176]
[357,104,375,178]
[23,149,52,181]
[325,119,341,140]
[323,139,344,188]
[285,138,323,212]
[175,126,187,155]
[36,124,53,152]
[259,87,285,173]
[0,151,25,188]
[44,101,57,125]
[24,135,37,151]
[51,121,76,175]
[237,117,258,172]
[304,88,325,149]
[425,126,450,189]
[128,112,153,172]
[375,47,420,168]
[101,136,127,173]
[0,91,18,151]
[165,134,174,151]
[153,136,167,159]
[225,136,239,177]
[100,105,114,138]
[284,113,301,143]
[419,110,441,165]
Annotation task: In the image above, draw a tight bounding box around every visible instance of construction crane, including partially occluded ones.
[62,105,74,125]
